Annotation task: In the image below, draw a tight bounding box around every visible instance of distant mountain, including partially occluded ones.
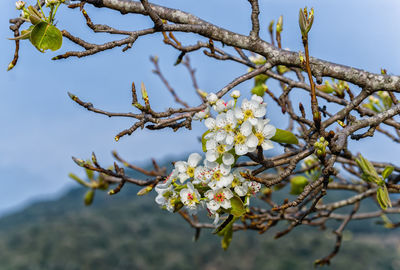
[0,182,399,270]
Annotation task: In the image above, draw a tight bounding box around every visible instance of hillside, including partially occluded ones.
[0,183,399,270]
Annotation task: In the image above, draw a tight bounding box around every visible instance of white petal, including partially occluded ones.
[240,121,252,136]
[206,139,217,151]
[212,213,220,225]
[220,164,231,175]
[207,200,220,211]
[155,195,166,205]
[223,188,234,199]
[188,153,202,167]
[235,144,248,156]
[251,94,264,104]
[205,118,216,129]
[247,134,258,148]
[261,140,274,151]
[226,109,235,122]
[249,117,258,126]
[180,189,190,204]
[220,174,234,187]
[205,190,214,200]
[215,130,226,142]
[254,106,266,118]
[175,161,187,173]
[179,173,189,183]
[206,150,218,162]
[262,124,276,139]
[216,113,226,127]
[234,185,248,197]
[187,182,195,191]
[234,108,244,119]
[222,153,235,166]
[225,134,234,145]
[220,199,231,209]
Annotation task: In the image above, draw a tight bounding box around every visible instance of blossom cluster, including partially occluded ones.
[154,91,276,224]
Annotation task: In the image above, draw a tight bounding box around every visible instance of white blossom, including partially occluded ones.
[15,1,25,10]
[252,119,276,151]
[231,169,248,196]
[180,182,202,214]
[230,90,241,99]
[205,161,234,190]
[206,93,218,104]
[193,106,210,121]
[205,188,234,211]
[234,95,267,125]
[175,153,202,183]
[234,120,257,155]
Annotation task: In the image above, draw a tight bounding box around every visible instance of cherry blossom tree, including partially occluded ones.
[8,0,400,266]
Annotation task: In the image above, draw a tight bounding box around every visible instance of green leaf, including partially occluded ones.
[382,166,394,180]
[270,128,299,144]
[221,222,233,250]
[355,155,380,184]
[68,173,90,187]
[290,176,309,195]
[84,189,95,206]
[376,186,392,210]
[229,195,246,217]
[29,22,62,53]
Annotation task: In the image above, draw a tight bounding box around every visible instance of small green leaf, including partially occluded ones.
[85,168,94,180]
[382,166,394,180]
[30,22,62,53]
[28,6,43,25]
[229,195,246,217]
[270,128,299,144]
[221,222,233,250]
[376,186,392,210]
[290,176,309,195]
[84,189,95,206]
[68,173,90,187]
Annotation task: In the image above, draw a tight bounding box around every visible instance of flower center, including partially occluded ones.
[214,192,225,203]
[213,170,222,181]
[235,133,246,145]
[216,144,226,154]
[243,109,254,120]
[224,124,233,132]
[186,167,195,178]
[231,177,240,187]
[255,132,264,146]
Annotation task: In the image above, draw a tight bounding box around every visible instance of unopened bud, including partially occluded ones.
[230,90,241,99]
[137,185,153,196]
[15,1,25,10]
[206,93,218,104]
[276,15,283,33]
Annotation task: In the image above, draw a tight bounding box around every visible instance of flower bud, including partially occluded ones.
[206,93,218,104]
[15,1,25,10]
[46,0,59,6]
[276,15,283,33]
[230,90,241,99]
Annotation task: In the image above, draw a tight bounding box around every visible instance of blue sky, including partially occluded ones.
[1,0,400,216]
